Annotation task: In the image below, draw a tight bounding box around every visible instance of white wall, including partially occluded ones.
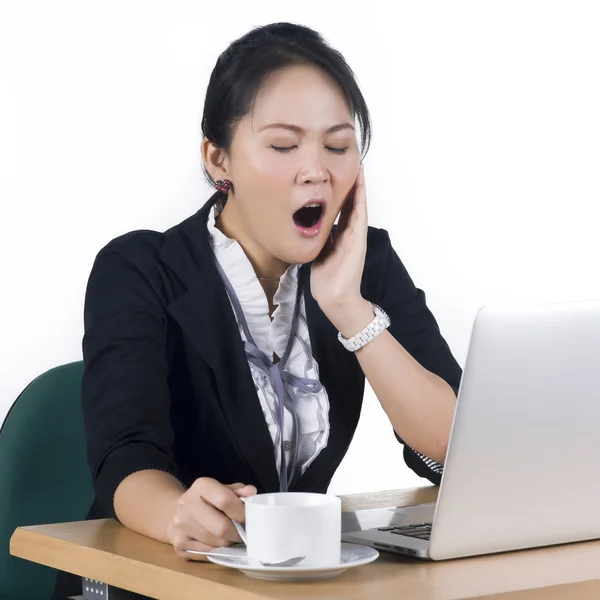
[1,1,599,495]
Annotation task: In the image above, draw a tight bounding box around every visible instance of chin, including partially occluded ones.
[287,245,327,266]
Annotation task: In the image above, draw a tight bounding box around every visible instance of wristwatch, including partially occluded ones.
[337,303,391,352]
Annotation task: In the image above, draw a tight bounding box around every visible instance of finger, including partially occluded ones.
[313,232,335,265]
[339,163,365,232]
[351,164,367,226]
[173,511,230,548]
[225,483,246,491]
[194,498,243,543]
[183,480,244,543]
[198,480,248,523]
[228,484,257,498]
[175,492,234,546]
[337,188,355,233]
[174,538,214,561]
[225,482,257,492]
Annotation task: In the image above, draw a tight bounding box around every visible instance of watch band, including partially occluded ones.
[337,303,391,352]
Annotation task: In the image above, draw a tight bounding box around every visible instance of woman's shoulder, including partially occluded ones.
[91,207,209,282]
[94,228,166,267]
[85,228,172,309]
[86,209,207,306]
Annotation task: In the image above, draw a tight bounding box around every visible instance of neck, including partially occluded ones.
[216,197,290,280]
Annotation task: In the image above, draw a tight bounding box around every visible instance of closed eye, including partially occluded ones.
[326,146,349,155]
[270,145,350,155]
[271,145,297,153]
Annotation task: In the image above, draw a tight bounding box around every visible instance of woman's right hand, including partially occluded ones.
[167,477,257,560]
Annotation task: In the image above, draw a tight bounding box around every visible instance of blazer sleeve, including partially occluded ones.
[81,238,179,518]
[366,228,463,485]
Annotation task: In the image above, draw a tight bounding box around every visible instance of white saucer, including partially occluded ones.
[206,542,379,581]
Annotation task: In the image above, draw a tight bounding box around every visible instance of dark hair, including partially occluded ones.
[201,22,372,186]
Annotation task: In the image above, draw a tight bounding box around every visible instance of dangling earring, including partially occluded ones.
[215,179,233,194]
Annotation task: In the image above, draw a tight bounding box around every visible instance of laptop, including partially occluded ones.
[342,299,600,560]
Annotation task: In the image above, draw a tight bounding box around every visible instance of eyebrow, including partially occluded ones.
[258,122,355,134]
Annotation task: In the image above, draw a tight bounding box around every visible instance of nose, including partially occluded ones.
[297,156,329,185]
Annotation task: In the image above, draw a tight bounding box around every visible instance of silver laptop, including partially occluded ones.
[342,299,600,560]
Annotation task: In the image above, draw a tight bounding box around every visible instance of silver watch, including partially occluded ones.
[337,303,391,352]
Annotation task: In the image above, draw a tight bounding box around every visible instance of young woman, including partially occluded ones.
[53,20,461,600]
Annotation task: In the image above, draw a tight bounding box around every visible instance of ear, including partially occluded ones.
[201,138,232,183]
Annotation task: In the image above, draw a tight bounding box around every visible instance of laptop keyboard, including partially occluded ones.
[377,522,432,540]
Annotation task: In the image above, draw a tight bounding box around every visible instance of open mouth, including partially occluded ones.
[293,203,324,229]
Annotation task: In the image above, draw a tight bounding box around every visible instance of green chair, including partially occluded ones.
[0,361,94,600]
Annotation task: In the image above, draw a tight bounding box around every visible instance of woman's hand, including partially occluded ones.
[167,478,256,561]
[311,164,374,338]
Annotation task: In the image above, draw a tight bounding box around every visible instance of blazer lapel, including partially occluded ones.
[159,195,280,493]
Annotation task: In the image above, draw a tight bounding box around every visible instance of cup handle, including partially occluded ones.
[232,496,248,544]
[232,520,247,544]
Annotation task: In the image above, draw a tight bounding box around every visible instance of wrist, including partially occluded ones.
[337,301,391,352]
[322,297,374,339]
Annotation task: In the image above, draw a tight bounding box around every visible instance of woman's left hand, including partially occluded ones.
[310,164,374,338]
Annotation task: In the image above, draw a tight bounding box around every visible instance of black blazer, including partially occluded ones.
[52,193,462,598]
[81,192,462,518]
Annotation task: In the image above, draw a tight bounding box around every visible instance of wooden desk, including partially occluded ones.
[10,486,600,600]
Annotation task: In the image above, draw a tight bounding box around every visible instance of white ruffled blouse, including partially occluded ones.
[207,207,331,480]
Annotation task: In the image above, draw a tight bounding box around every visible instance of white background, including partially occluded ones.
[1,1,599,495]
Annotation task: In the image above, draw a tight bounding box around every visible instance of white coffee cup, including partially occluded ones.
[241,492,341,567]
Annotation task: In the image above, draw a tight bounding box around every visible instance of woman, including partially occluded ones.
[54,20,461,599]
